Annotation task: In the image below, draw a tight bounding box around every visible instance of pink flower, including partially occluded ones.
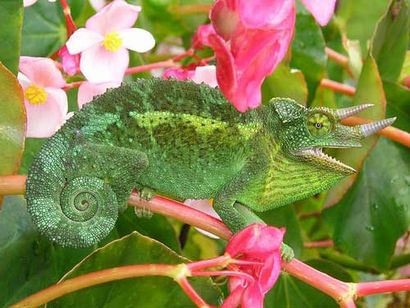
[223,224,285,308]
[23,0,55,7]
[58,45,80,76]
[18,57,68,138]
[163,65,218,88]
[196,0,336,112]
[77,81,121,109]
[66,0,155,83]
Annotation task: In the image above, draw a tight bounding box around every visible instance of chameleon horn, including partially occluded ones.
[335,104,374,119]
[359,117,396,137]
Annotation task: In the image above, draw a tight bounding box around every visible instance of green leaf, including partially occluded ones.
[384,81,410,132]
[258,207,304,258]
[22,0,66,57]
[324,55,386,207]
[336,0,390,52]
[0,63,25,176]
[262,63,308,105]
[325,139,410,270]
[0,197,98,306]
[116,207,181,253]
[290,12,326,103]
[50,232,223,307]
[266,259,353,307]
[0,0,23,74]
[371,0,410,82]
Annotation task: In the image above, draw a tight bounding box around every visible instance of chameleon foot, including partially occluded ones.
[139,187,156,201]
[134,205,153,219]
[281,243,294,262]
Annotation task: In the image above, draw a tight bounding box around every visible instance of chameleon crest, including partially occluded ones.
[25,79,395,247]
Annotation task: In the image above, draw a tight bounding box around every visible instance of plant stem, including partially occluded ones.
[304,240,334,248]
[341,116,410,148]
[187,255,231,272]
[125,59,176,75]
[282,258,352,300]
[0,175,26,195]
[11,264,176,308]
[325,47,349,67]
[169,4,212,15]
[60,0,77,37]
[177,277,212,308]
[356,279,410,297]
[128,192,232,240]
[320,79,356,96]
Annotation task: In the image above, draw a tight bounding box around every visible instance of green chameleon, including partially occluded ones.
[25,79,395,248]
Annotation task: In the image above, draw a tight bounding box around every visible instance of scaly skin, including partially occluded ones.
[25,79,394,247]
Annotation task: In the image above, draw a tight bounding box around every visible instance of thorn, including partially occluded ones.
[359,117,396,137]
[335,104,374,119]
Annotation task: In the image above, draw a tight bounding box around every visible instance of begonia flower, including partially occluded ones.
[58,45,80,76]
[18,57,68,138]
[163,65,218,88]
[196,0,336,112]
[24,0,55,7]
[223,224,285,308]
[66,0,155,83]
[77,81,121,109]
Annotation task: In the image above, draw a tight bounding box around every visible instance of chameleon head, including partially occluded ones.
[270,98,396,175]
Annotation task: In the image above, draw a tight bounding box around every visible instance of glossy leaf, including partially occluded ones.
[324,55,386,207]
[0,0,23,74]
[22,0,66,57]
[384,81,410,132]
[290,12,326,102]
[325,139,410,270]
[0,63,25,176]
[50,232,222,307]
[262,63,308,105]
[371,0,409,82]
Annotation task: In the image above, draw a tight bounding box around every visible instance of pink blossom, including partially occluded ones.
[163,65,218,88]
[66,0,155,83]
[196,0,336,112]
[18,57,68,138]
[77,81,121,109]
[23,0,55,7]
[223,224,285,308]
[58,45,80,76]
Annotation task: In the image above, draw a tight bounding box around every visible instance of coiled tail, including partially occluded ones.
[26,134,120,248]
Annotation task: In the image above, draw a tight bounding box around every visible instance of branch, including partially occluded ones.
[320,79,356,96]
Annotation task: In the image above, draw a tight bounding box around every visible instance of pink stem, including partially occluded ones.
[320,79,356,96]
[191,270,255,283]
[187,255,230,272]
[177,277,212,308]
[129,192,232,240]
[356,279,410,297]
[304,240,334,248]
[60,0,77,37]
[282,259,351,300]
[125,59,176,75]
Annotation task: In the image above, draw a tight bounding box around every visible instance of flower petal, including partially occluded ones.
[242,282,264,308]
[80,45,128,83]
[184,199,220,239]
[59,45,80,76]
[191,65,218,88]
[86,0,141,34]
[77,81,121,109]
[66,28,103,54]
[119,28,155,53]
[24,0,37,7]
[238,0,294,28]
[210,0,240,40]
[25,88,68,138]
[163,67,194,81]
[300,0,336,26]
[19,57,66,88]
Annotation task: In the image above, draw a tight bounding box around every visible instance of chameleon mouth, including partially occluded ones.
[297,147,356,175]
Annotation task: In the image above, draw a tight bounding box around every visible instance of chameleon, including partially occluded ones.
[25,78,395,248]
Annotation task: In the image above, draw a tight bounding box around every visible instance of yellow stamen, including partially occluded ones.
[102,32,123,52]
[25,84,48,105]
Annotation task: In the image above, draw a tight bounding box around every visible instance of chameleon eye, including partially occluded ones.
[307,113,332,136]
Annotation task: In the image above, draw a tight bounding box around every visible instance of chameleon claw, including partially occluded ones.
[281,243,294,262]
